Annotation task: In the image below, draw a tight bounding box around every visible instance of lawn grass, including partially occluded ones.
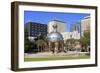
[24,55,90,62]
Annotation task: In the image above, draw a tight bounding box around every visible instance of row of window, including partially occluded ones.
[30,32,47,34]
[31,24,47,27]
[31,30,47,33]
[30,28,47,30]
[30,33,47,37]
[31,26,47,28]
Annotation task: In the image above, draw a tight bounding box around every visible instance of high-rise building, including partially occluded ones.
[70,22,81,33]
[81,16,90,36]
[70,22,81,36]
[48,20,66,33]
[25,22,47,39]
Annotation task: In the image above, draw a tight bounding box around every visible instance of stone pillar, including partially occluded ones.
[62,41,64,51]
[55,42,59,53]
[48,42,51,52]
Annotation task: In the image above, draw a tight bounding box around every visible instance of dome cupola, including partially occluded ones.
[47,23,63,42]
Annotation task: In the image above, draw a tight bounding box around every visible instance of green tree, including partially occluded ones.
[35,34,47,52]
[24,28,36,53]
[65,38,80,51]
[80,31,90,48]
[24,28,29,52]
[65,38,75,50]
[35,39,45,52]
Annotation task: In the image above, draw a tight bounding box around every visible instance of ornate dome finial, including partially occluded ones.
[52,23,57,32]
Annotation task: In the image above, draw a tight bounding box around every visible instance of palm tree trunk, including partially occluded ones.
[41,46,42,52]
[38,45,39,52]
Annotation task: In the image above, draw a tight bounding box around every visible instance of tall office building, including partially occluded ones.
[81,16,90,36]
[48,20,66,33]
[70,22,81,33]
[70,22,81,36]
[25,22,47,41]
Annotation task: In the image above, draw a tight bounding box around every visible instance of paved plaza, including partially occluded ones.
[25,52,89,58]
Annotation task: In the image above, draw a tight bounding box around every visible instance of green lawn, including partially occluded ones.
[24,55,90,62]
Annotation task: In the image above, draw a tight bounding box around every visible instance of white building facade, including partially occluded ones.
[61,31,80,41]
[48,20,66,33]
[48,20,80,42]
[81,16,90,36]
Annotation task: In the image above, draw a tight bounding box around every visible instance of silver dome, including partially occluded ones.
[47,32,63,42]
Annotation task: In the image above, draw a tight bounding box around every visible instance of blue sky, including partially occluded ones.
[24,11,90,31]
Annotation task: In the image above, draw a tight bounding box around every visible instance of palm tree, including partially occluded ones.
[34,33,48,52]
[79,31,90,51]
[35,39,41,52]
[35,39,46,52]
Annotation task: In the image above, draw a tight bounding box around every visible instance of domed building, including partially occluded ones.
[47,23,65,53]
